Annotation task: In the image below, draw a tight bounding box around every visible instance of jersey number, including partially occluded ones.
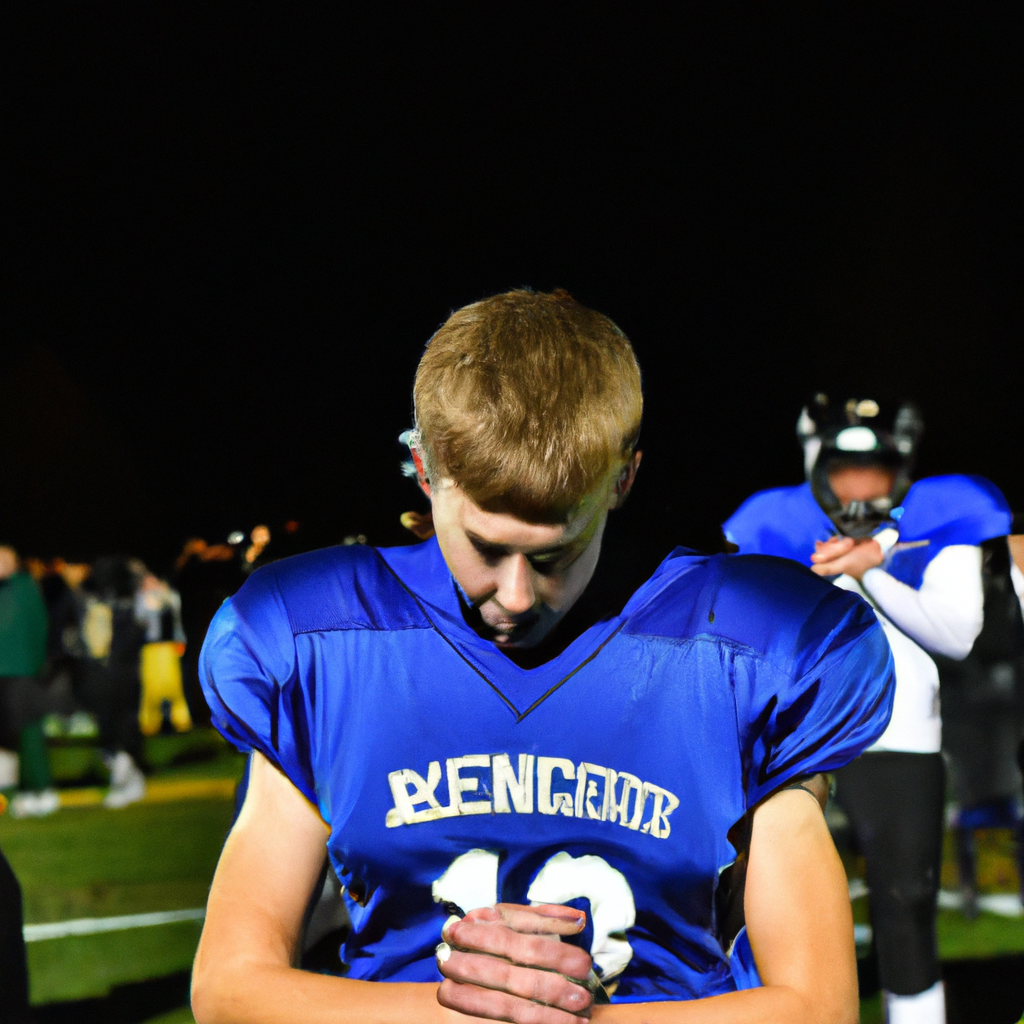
[432,849,636,980]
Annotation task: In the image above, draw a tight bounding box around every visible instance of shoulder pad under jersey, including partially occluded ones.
[232,544,430,636]
[722,482,834,564]
[885,475,1012,589]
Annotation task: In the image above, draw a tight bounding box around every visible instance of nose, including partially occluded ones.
[495,553,536,615]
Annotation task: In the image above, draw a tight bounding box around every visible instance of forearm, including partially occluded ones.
[191,752,475,1024]
[591,986,814,1023]
[192,968,453,1024]
[193,969,818,1024]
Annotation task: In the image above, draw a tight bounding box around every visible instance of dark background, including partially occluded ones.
[3,4,1021,573]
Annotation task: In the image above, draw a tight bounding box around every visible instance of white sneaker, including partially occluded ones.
[103,752,146,809]
[10,788,61,818]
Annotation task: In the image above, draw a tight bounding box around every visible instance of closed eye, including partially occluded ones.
[527,551,566,572]
[469,538,507,563]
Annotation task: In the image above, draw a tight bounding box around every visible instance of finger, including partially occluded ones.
[495,904,587,936]
[810,562,844,577]
[811,537,853,560]
[438,949,592,1014]
[445,920,593,981]
[438,978,591,1023]
[453,904,585,938]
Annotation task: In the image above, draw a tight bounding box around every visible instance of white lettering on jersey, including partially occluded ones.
[385,752,680,839]
[537,757,576,816]
[492,753,534,813]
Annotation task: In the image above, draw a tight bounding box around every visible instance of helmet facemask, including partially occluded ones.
[798,395,923,538]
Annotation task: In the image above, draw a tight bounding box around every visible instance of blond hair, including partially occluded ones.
[412,289,642,523]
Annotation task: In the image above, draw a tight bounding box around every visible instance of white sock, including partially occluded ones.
[884,981,945,1024]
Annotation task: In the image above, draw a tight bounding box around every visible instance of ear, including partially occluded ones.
[400,510,436,540]
[411,447,432,498]
[609,450,643,509]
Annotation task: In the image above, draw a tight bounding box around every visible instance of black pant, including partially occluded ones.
[76,661,143,761]
[834,750,945,997]
[0,675,48,749]
[0,846,30,1023]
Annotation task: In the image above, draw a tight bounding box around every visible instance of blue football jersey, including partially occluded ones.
[724,474,1012,589]
[201,537,893,1003]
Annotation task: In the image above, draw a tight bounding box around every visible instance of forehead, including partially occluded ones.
[444,484,600,549]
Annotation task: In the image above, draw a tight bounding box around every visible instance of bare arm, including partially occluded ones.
[191,751,476,1024]
[440,776,857,1023]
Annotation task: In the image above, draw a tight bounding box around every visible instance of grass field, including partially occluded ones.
[2,730,1022,1023]
[0,730,243,1016]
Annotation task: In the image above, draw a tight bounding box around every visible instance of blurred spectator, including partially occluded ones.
[242,524,271,574]
[67,556,147,808]
[21,559,87,726]
[0,545,60,818]
[174,537,246,725]
[135,569,192,736]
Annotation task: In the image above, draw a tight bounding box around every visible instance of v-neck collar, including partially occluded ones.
[377,537,634,720]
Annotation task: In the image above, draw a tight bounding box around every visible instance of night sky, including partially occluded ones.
[4,5,1021,572]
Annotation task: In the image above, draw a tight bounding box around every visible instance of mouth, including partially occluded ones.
[483,615,538,646]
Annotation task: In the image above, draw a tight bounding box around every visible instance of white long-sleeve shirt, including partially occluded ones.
[861,544,984,660]
[831,532,985,754]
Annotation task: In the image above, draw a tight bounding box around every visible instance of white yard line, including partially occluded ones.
[24,908,206,942]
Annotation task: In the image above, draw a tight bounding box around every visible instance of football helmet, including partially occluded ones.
[797,393,924,537]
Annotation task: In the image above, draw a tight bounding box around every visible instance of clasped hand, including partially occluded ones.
[436,903,597,1022]
[810,536,883,581]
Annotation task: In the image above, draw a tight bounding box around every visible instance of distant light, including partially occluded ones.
[227,531,245,545]
[796,407,816,437]
[855,399,880,418]
[835,426,878,451]
[896,439,913,454]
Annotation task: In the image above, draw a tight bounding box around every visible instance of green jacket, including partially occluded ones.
[0,572,49,677]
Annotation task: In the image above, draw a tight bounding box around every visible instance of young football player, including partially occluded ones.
[724,394,1013,1024]
[193,291,894,1024]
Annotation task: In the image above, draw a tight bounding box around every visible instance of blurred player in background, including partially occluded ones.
[0,544,59,818]
[68,556,149,808]
[724,394,1013,1024]
[192,290,895,1024]
[935,522,1024,917]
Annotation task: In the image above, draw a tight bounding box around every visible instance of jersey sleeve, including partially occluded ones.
[730,571,895,808]
[199,569,316,804]
[723,484,834,564]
